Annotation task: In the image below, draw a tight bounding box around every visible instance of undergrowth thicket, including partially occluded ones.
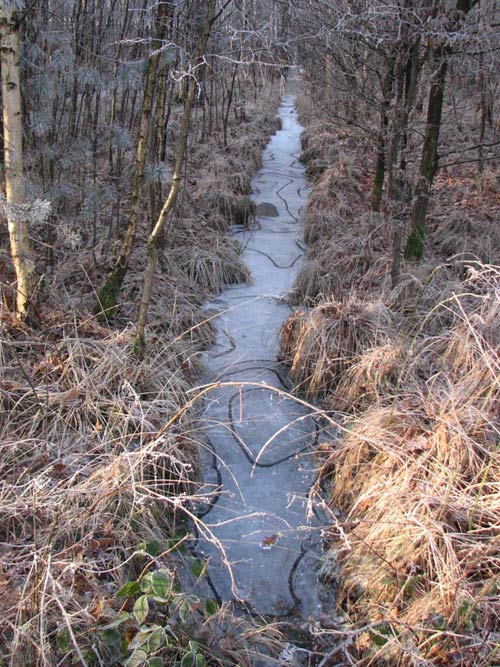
[0,87,282,666]
[280,87,500,664]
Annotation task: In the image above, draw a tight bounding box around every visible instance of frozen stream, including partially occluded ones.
[193,94,332,619]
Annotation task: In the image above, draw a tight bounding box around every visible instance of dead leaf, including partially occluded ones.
[89,598,105,621]
[102,519,114,535]
[87,537,116,553]
[261,534,278,549]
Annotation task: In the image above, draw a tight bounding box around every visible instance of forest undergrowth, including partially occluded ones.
[0,82,284,666]
[279,83,500,665]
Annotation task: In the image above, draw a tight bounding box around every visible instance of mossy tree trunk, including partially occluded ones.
[96,0,171,319]
[388,40,423,285]
[404,0,480,260]
[135,0,217,355]
[404,49,449,261]
[0,4,38,322]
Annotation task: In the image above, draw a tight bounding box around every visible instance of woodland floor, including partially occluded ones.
[277,82,500,665]
[1,71,499,667]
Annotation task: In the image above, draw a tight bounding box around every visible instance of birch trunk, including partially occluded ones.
[135,0,217,354]
[0,3,38,321]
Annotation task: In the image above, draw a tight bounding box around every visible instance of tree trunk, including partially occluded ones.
[135,0,217,354]
[404,50,449,261]
[387,41,423,285]
[0,4,38,321]
[96,0,170,318]
[370,56,395,211]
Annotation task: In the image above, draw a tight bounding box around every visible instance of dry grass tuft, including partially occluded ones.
[290,85,500,665]
[171,238,250,292]
[203,190,256,228]
[329,384,500,664]
[279,298,394,398]
[328,341,407,412]
[291,209,392,307]
[429,209,500,263]
[288,258,341,306]
[228,171,253,195]
[0,318,284,665]
[303,210,343,245]
[313,269,500,664]
[385,261,462,328]
[0,325,199,662]
[300,124,340,177]
[306,158,363,220]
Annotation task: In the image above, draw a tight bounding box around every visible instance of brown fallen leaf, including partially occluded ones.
[89,598,105,621]
[261,534,278,549]
[102,518,114,535]
[87,536,116,553]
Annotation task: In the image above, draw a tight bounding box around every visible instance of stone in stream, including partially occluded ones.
[256,201,279,217]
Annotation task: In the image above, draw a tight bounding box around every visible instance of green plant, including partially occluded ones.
[100,566,218,667]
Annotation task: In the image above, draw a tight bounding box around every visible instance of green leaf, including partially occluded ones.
[140,573,154,594]
[117,581,141,598]
[148,659,163,667]
[151,570,171,599]
[82,649,100,666]
[188,640,199,653]
[57,628,71,652]
[195,654,206,667]
[204,599,218,617]
[130,629,152,650]
[103,610,130,629]
[125,649,148,667]
[145,540,162,557]
[190,560,206,580]
[100,628,121,648]
[180,653,196,667]
[178,599,191,624]
[133,595,149,625]
[147,627,166,653]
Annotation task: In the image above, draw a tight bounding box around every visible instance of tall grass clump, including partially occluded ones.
[303,269,500,665]
[286,82,500,665]
[0,318,284,666]
[279,298,394,398]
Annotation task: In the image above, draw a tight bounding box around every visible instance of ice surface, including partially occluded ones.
[192,95,334,619]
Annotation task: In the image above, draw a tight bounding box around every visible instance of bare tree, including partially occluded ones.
[293,0,497,266]
[135,0,218,353]
[97,0,174,318]
[0,0,38,321]
[405,0,482,260]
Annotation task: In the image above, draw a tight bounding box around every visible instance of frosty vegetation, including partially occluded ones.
[0,0,499,665]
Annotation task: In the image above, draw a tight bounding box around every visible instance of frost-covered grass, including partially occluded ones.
[0,81,283,666]
[280,86,500,665]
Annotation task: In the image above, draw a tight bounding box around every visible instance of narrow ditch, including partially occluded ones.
[187,90,336,627]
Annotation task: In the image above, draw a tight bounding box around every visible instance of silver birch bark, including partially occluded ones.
[0,2,38,320]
